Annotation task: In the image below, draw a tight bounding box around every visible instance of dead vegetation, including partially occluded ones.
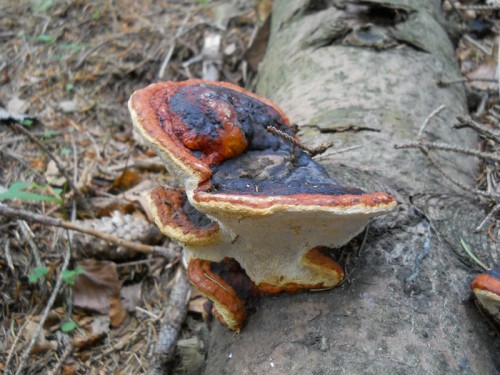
[0,0,499,374]
[0,0,270,373]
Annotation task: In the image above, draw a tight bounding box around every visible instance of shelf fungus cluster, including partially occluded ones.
[129,80,396,331]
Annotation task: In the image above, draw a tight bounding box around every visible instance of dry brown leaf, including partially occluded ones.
[62,364,79,375]
[72,259,127,327]
[45,159,66,186]
[73,314,109,351]
[24,319,58,354]
[111,168,142,192]
[121,282,142,313]
[110,295,126,327]
[44,308,65,331]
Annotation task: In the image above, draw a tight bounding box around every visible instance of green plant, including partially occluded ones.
[0,182,63,204]
[35,34,55,44]
[460,239,489,271]
[62,266,85,286]
[28,266,49,283]
[61,319,77,333]
[21,119,34,127]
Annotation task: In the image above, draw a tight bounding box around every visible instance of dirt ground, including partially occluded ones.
[0,1,499,374]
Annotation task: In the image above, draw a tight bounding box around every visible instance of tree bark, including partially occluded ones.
[204,1,499,374]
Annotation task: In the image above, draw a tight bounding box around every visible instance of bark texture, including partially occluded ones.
[204,1,499,374]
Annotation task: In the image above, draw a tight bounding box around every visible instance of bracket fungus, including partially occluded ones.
[471,268,500,327]
[129,79,396,331]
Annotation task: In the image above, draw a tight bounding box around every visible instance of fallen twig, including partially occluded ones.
[266,125,334,156]
[454,116,500,143]
[437,77,498,87]
[395,140,500,162]
[418,105,445,140]
[13,240,72,375]
[475,203,500,233]
[424,147,500,199]
[455,4,500,11]
[148,266,191,375]
[0,203,180,260]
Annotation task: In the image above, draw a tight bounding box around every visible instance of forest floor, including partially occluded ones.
[0,1,498,374]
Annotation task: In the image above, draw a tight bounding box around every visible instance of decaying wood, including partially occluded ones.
[204,1,500,374]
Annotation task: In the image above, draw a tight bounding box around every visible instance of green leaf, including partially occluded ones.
[62,267,84,286]
[460,239,489,271]
[43,129,59,138]
[61,320,77,333]
[21,119,34,127]
[36,34,55,44]
[31,0,55,13]
[28,266,49,283]
[0,182,62,203]
[65,83,74,92]
[92,10,102,20]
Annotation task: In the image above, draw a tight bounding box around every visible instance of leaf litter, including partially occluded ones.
[0,0,263,373]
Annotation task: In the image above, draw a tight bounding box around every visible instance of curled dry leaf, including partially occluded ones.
[45,159,66,186]
[73,315,110,351]
[111,168,143,193]
[72,259,126,327]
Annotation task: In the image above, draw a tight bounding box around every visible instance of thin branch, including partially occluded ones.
[148,266,191,375]
[424,148,500,199]
[454,116,500,143]
[463,34,492,55]
[437,77,498,86]
[266,125,334,156]
[14,241,72,375]
[0,203,180,260]
[455,3,500,11]
[314,145,362,161]
[158,11,191,79]
[475,203,500,233]
[395,140,500,162]
[417,105,445,140]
